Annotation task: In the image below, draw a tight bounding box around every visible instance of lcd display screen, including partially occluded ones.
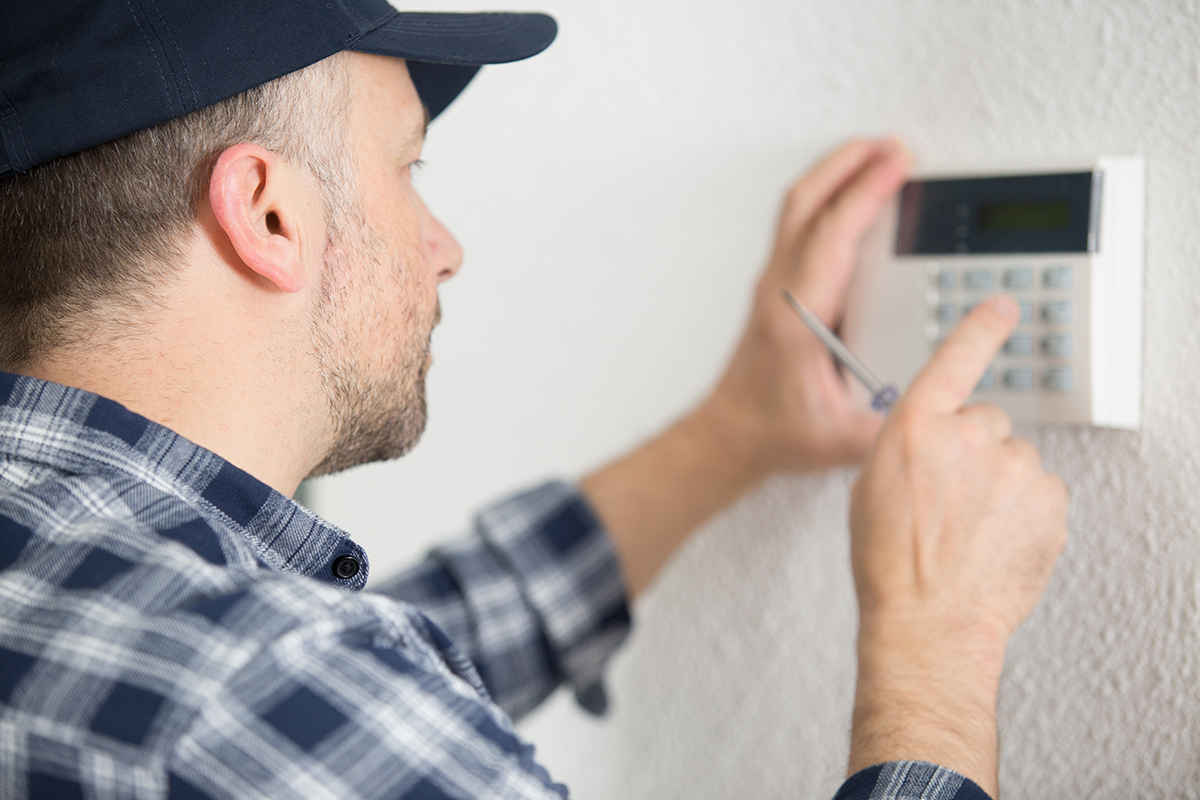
[978,200,1071,232]
[896,172,1094,254]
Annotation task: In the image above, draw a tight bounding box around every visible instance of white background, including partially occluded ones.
[309,1,1200,796]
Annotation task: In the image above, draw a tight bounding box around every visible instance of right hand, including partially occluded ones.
[846,295,1069,792]
[850,294,1068,650]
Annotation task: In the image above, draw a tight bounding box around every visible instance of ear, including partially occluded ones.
[208,143,309,293]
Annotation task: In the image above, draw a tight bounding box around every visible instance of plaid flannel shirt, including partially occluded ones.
[0,370,987,800]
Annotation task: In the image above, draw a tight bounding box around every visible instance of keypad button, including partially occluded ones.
[1002,368,1034,391]
[1002,335,1033,357]
[1042,367,1074,393]
[1042,265,1073,290]
[961,301,979,317]
[1018,300,1034,324]
[1003,268,1034,289]
[1041,301,1072,324]
[976,368,996,392]
[1041,334,1073,358]
[936,270,956,290]
[935,303,955,324]
[963,269,994,291]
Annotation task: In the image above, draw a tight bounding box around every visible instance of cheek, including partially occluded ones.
[356,184,437,320]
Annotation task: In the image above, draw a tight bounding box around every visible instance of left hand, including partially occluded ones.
[581,139,910,596]
[698,138,911,479]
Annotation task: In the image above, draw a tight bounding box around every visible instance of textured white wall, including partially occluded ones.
[308,1,1200,796]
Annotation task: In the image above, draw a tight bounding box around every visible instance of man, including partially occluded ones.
[0,1,1067,798]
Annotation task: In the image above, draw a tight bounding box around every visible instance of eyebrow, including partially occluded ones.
[400,106,431,154]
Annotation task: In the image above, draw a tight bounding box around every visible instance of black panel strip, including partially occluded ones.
[896,172,1095,255]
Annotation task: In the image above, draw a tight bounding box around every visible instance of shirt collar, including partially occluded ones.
[0,370,369,589]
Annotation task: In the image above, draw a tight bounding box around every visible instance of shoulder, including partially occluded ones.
[0,508,559,797]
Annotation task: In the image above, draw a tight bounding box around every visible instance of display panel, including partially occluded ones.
[978,200,1071,232]
[896,172,1096,255]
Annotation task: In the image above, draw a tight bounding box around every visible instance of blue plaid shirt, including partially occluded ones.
[0,370,987,800]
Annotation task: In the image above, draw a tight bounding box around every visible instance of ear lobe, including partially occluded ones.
[208,143,308,293]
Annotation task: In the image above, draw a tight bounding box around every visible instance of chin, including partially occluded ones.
[306,375,429,479]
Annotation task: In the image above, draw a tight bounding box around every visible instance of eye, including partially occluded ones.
[400,159,425,188]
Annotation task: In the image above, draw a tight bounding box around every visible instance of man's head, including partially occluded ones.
[0,52,358,370]
[0,2,553,484]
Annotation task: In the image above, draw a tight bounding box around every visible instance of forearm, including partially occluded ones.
[848,621,1005,798]
[579,400,763,598]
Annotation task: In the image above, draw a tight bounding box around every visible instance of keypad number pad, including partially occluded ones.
[929,261,1078,397]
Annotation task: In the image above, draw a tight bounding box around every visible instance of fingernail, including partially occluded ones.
[983,295,1019,321]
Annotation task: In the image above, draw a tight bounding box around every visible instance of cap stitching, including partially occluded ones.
[0,93,32,174]
[0,108,18,177]
[346,6,404,46]
[146,0,198,108]
[124,0,176,117]
[131,0,190,113]
[390,14,524,36]
[329,0,385,31]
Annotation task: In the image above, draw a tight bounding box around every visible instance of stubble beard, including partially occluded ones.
[305,199,437,479]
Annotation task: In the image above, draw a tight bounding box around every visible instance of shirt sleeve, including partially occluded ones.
[372,481,632,721]
[833,762,994,800]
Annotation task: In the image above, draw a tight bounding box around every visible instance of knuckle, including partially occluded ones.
[1008,436,1040,462]
[981,402,1011,426]
[888,412,928,464]
[1003,438,1041,479]
[953,414,995,453]
[960,402,1010,432]
[1047,474,1071,517]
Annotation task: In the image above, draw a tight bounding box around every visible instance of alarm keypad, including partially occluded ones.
[927,258,1080,396]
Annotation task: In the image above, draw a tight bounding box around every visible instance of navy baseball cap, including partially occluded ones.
[0,0,557,178]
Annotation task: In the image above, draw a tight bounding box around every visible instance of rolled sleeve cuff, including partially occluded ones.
[834,762,992,800]
[478,481,632,715]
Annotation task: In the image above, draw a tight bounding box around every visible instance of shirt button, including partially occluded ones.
[331,555,360,580]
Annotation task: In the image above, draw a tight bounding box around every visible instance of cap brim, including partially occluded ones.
[351,12,557,118]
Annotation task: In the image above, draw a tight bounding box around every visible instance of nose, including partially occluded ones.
[425,209,463,283]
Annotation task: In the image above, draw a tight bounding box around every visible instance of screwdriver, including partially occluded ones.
[781,289,900,413]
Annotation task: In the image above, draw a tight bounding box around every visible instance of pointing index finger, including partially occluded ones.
[900,295,1020,416]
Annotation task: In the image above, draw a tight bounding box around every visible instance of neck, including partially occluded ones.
[28,260,329,498]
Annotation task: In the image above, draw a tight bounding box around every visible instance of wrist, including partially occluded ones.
[690,392,772,488]
[580,403,766,598]
[849,615,1006,796]
[857,607,1009,688]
